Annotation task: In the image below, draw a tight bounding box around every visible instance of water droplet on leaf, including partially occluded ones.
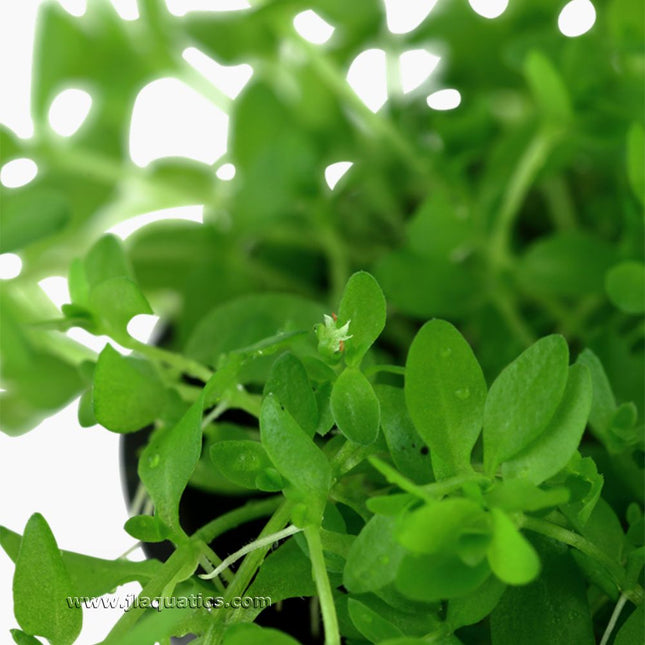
[148,454,160,468]
[440,347,452,358]
[455,388,471,400]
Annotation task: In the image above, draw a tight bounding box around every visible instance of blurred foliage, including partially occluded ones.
[0,0,643,641]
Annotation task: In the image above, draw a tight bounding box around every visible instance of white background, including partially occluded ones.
[0,0,595,642]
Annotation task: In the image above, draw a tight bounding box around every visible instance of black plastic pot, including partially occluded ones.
[120,415,324,644]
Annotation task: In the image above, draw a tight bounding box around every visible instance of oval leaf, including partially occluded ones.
[138,395,204,533]
[260,395,331,500]
[330,367,380,445]
[483,335,569,473]
[343,515,405,594]
[502,364,592,484]
[264,352,318,436]
[210,439,283,491]
[605,261,645,314]
[405,319,487,475]
[487,509,540,585]
[93,344,166,433]
[337,271,386,366]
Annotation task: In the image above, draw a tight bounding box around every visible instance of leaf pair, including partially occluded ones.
[484,335,592,482]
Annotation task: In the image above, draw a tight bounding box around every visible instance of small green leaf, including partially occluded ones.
[210,440,283,491]
[93,344,166,433]
[138,395,204,533]
[89,276,152,339]
[13,514,81,645]
[83,234,132,287]
[483,335,569,472]
[396,499,489,557]
[627,122,645,203]
[405,319,487,475]
[343,515,406,594]
[124,515,171,543]
[447,575,506,630]
[330,367,380,445]
[558,453,604,527]
[518,232,616,297]
[395,551,490,602]
[524,50,572,123]
[0,187,70,253]
[10,630,43,645]
[376,385,433,484]
[487,509,540,585]
[484,480,570,512]
[576,348,616,438]
[501,364,592,484]
[605,261,645,314]
[348,598,404,642]
[264,353,318,436]
[337,271,386,366]
[260,395,331,503]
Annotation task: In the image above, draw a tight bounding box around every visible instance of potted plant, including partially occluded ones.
[1,1,643,644]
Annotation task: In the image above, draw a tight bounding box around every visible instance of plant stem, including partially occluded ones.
[489,128,557,270]
[491,288,536,347]
[304,525,341,645]
[127,338,213,382]
[199,525,302,581]
[211,501,294,632]
[600,593,628,645]
[194,496,282,544]
[363,364,406,378]
[521,516,625,589]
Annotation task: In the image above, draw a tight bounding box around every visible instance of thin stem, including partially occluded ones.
[363,364,406,378]
[215,501,294,629]
[600,593,628,645]
[127,339,213,382]
[300,40,429,177]
[521,516,625,588]
[194,496,282,544]
[491,289,536,347]
[202,401,229,429]
[489,128,557,269]
[304,525,340,645]
[199,525,302,580]
[420,473,490,498]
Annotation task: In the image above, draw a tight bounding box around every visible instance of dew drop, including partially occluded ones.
[440,347,452,358]
[379,554,390,565]
[455,388,471,400]
[148,454,160,468]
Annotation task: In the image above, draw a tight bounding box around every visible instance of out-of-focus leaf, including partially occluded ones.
[605,261,645,314]
[627,122,645,203]
[0,187,70,253]
[518,232,616,297]
[93,344,166,433]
